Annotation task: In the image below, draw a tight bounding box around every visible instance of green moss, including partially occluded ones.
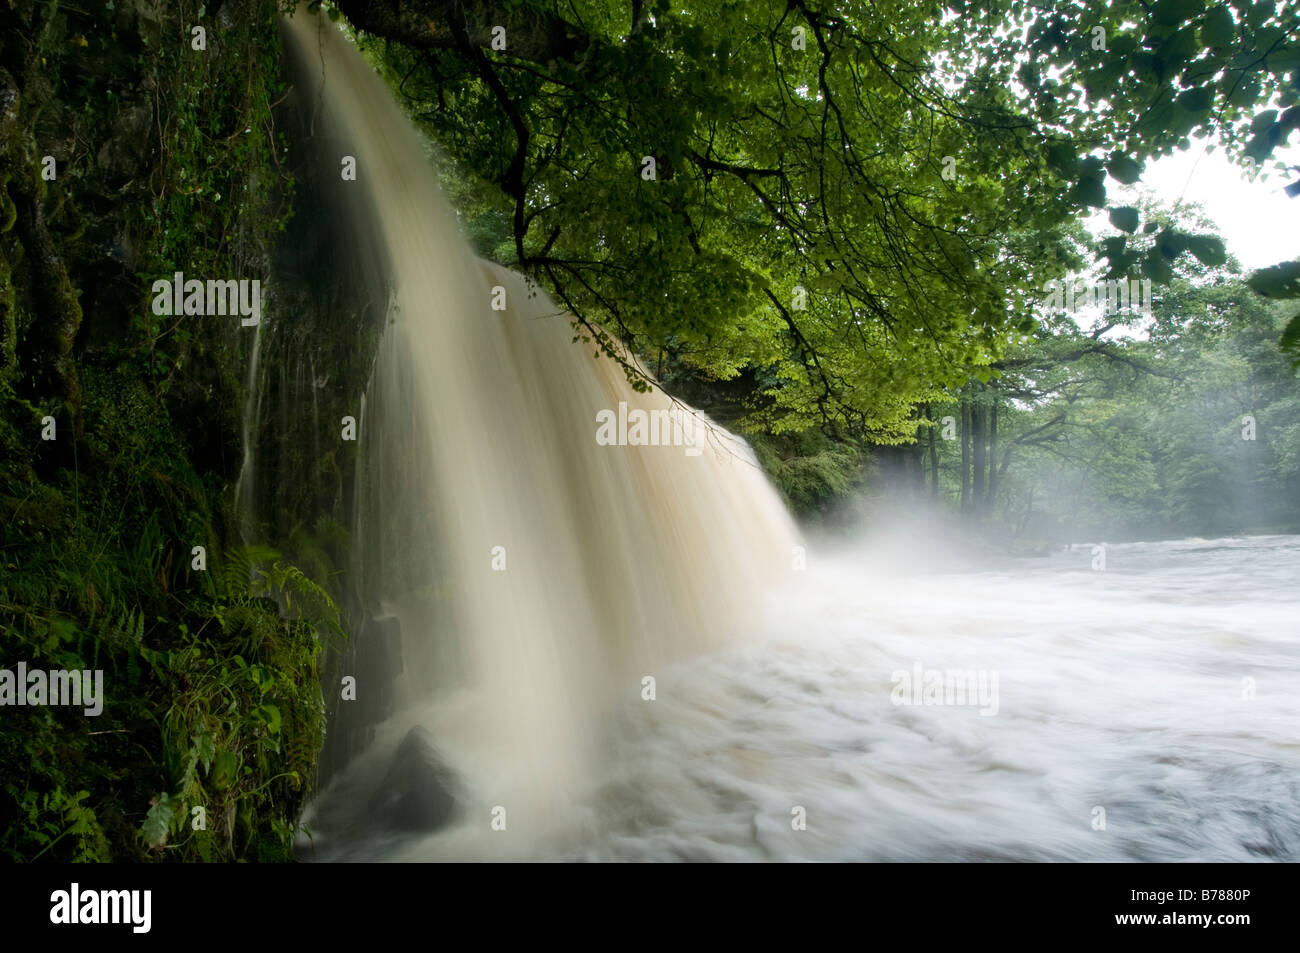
[751,429,866,519]
[0,250,15,380]
[0,180,16,233]
[0,0,334,863]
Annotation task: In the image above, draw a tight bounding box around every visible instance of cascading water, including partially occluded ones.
[280,10,1300,864]
[280,11,802,859]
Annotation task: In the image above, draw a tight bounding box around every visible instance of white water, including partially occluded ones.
[282,11,1300,863]
[309,533,1300,861]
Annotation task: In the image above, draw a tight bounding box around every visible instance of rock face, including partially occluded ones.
[318,613,404,783]
[0,0,389,861]
[95,101,152,183]
[366,726,460,832]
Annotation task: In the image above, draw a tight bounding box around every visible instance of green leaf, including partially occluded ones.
[1226,76,1261,108]
[1184,235,1227,266]
[1143,250,1175,284]
[195,731,216,773]
[1200,7,1235,48]
[1109,207,1141,233]
[248,665,274,695]
[1159,27,1200,66]
[1251,109,1279,133]
[1176,86,1213,112]
[212,751,238,790]
[141,794,178,848]
[1072,177,1107,207]
[1103,251,1139,279]
[255,704,282,735]
[1101,235,1128,258]
[1245,0,1276,29]
[1045,142,1077,176]
[1247,260,1300,298]
[1106,154,1144,184]
[1268,45,1300,72]
[1079,156,1106,180]
[1153,0,1202,28]
[1137,97,1177,137]
[1156,229,1188,259]
[1279,311,1300,367]
[1111,34,1139,57]
[1245,129,1277,162]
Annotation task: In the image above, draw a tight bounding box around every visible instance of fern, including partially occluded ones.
[263,561,344,639]
[217,544,283,600]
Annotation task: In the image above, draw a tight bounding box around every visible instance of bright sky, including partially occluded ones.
[1059,137,1298,337]
[1115,138,1300,272]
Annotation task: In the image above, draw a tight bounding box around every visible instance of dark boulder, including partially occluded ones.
[367,725,460,832]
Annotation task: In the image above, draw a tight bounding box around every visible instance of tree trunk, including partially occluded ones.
[913,423,926,493]
[971,398,985,515]
[985,397,998,512]
[927,404,939,499]
[960,399,971,512]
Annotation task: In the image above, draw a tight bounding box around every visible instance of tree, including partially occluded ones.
[959,0,1300,360]
[331,0,1115,440]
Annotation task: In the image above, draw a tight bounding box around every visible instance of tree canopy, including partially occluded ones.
[330,0,1299,440]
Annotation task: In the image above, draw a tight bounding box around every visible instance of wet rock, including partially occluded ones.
[130,1,166,50]
[367,726,460,832]
[0,68,19,137]
[96,102,152,183]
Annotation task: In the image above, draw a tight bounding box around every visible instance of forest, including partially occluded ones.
[1,0,1297,863]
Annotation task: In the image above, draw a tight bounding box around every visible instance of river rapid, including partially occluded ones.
[304,533,1300,862]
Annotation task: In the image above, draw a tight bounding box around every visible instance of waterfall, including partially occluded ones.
[232,314,264,546]
[280,9,800,859]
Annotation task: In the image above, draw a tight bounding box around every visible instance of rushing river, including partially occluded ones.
[279,6,1298,865]
[304,533,1300,862]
